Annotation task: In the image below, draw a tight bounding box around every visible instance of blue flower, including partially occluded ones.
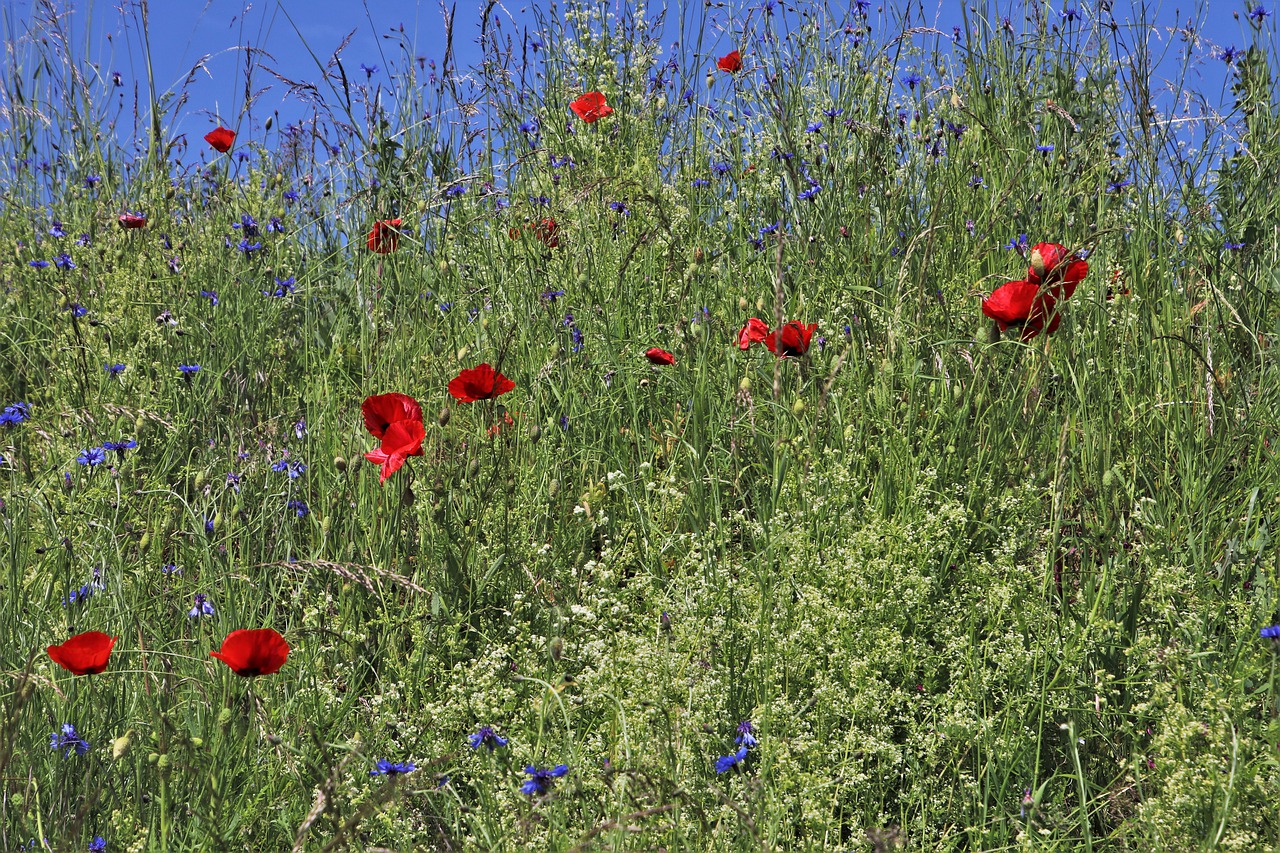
[29,259,49,269]
[805,121,823,133]
[468,725,509,750]
[77,447,106,466]
[735,720,758,748]
[798,183,822,201]
[1005,233,1029,252]
[1061,6,1078,21]
[187,593,215,618]
[1224,240,1246,251]
[50,221,66,238]
[1035,144,1055,152]
[0,402,30,427]
[179,364,201,376]
[225,472,242,493]
[51,723,90,758]
[287,499,310,518]
[609,201,631,216]
[715,746,748,773]
[521,764,568,795]
[263,277,296,298]
[294,418,308,439]
[104,363,126,377]
[1247,4,1271,23]
[200,290,219,306]
[1261,624,1280,640]
[691,177,710,187]
[84,175,101,188]
[237,239,262,255]
[271,458,308,479]
[103,439,137,459]
[710,161,731,175]
[901,73,922,90]
[823,107,844,118]
[444,184,467,198]
[570,325,584,353]
[371,759,415,776]
[232,213,260,237]
[88,837,107,851]
[518,120,539,134]
[360,63,379,78]
[204,517,215,535]
[541,288,565,302]
[76,233,91,247]
[267,216,284,233]
[1219,45,1240,63]
[163,563,181,575]
[1107,178,1133,193]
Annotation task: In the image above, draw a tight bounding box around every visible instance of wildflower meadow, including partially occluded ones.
[2,0,1280,849]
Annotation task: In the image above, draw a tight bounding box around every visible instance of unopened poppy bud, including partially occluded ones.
[401,486,416,508]
[190,737,203,749]
[738,297,749,311]
[334,455,348,472]
[112,730,134,760]
[529,423,542,443]
[705,73,715,87]
[148,752,159,764]
[548,479,560,499]
[438,260,451,275]
[194,472,206,491]
[756,296,766,311]
[1029,247,1047,279]
[135,415,146,435]
[792,399,806,416]
[217,708,233,729]
[739,377,751,393]
[468,458,481,479]
[438,407,451,427]
[550,637,563,661]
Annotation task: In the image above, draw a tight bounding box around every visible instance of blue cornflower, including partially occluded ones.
[294,418,308,439]
[1005,233,1029,252]
[287,499,310,518]
[103,439,137,459]
[88,837,107,851]
[266,216,284,233]
[559,414,570,431]
[439,302,453,313]
[50,221,66,238]
[237,239,261,255]
[225,472,242,493]
[263,277,296,298]
[968,175,985,188]
[200,290,219,306]
[371,759,415,776]
[759,221,781,236]
[823,107,844,118]
[691,177,710,187]
[609,201,631,216]
[104,363,126,377]
[283,189,300,203]
[360,63,379,78]
[76,233,91,247]
[51,723,90,758]
[549,154,575,169]
[1261,624,1280,640]
[1,402,30,427]
[570,325,584,353]
[77,447,106,466]
[1247,4,1270,23]
[29,259,49,269]
[469,725,509,750]
[179,364,201,376]
[715,746,748,773]
[204,517,215,535]
[541,288,565,302]
[902,72,922,90]
[1061,6,1078,21]
[518,120,538,134]
[444,184,467,198]
[798,183,822,201]
[272,458,308,479]
[711,161,731,175]
[1224,240,1246,250]
[530,195,550,206]
[806,121,823,133]
[735,720,758,747]
[162,563,182,575]
[1036,144,1056,153]
[188,593,215,618]
[945,121,968,140]
[521,764,568,795]
[66,302,88,317]
[232,213,260,237]
[1107,178,1133,192]
[1219,45,1240,63]
[84,175,101,188]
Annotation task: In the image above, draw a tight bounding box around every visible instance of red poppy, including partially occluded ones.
[764,321,817,357]
[47,631,117,676]
[738,317,769,350]
[717,50,743,73]
[570,92,614,123]
[981,279,1061,340]
[365,418,426,482]
[362,392,424,440]
[1027,242,1088,299]
[209,628,290,677]
[204,126,236,153]
[367,218,403,254]
[645,347,675,366]
[532,218,560,248]
[487,409,518,438]
[448,363,515,403]
[118,213,147,229]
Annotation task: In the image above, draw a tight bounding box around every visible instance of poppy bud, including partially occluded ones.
[694,247,706,263]
[1029,247,1047,280]
[468,458,481,479]
[739,297,749,310]
[194,472,206,491]
[529,423,542,443]
[265,116,273,130]
[401,486,416,507]
[792,399,806,416]
[135,415,146,435]
[334,455,348,472]
[756,296,766,311]
[438,260,451,275]
[438,407,451,427]
[739,377,752,393]
[113,730,134,760]
[550,637,564,661]
[148,752,159,764]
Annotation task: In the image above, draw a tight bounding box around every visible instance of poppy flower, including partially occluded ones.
[717,50,743,73]
[204,126,236,153]
[367,218,402,254]
[570,92,614,123]
[738,317,769,350]
[981,279,1061,340]
[448,363,515,403]
[362,392,423,440]
[645,347,675,366]
[1026,242,1088,299]
[117,213,147,229]
[209,628,290,677]
[47,631,117,676]
[365,418,426,483]
[764,321,817,357]
[532,217,560,248]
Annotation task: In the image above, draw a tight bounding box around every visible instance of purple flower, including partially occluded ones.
[1247,4,1271,23]
[1219,45,1240,63]
[271,457,308,479]
[76,447,106,466]
[286,499,310,518]
[51,723,90,758]
[371,759,415,776]
[468,725,509,750]
[179,364,201,377]
[521,764,568,795]
[360,63,379,78]
[188,593,215,618]
[104,363,126,377]
[200,290,219,306]
[901,73,922,90]
[29,259,49,269]
[714,746,748,773]
[50,221,66,238]
[735,720,758,747]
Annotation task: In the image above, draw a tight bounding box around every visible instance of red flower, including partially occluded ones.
[532,218,560,248]
[367,218,403,254]
[117,213,147,229]
[570,92,614,123]
[362,392,423,440]
[204,126,236,153]
[645,347,676,366]
[764,321,817,357]
[738,317,770,350]
[981,279,1061,340]
[1027,242,1088,299]
[448,363,515,403]
[47,631,117,676]
[209,628,290,677]
[717,50,743,73]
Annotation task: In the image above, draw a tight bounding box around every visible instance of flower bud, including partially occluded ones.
[334,455,348,472]
[438,407,451,427]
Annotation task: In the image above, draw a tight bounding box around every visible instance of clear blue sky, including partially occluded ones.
[4,0,1271,160]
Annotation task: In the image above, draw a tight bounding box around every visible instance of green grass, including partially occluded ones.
[2,0,1280,849]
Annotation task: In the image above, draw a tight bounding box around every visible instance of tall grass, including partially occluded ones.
[1,0,1279,849]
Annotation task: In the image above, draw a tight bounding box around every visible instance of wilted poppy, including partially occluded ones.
[738,317,769,350]
[47,631,117,676]
[448,363,515,403]
[209,628,290,677]
[570,92,614,123]
[117,213,147,229]
[362,392,423,440]
[367,218,402,254]
[645,347,675,365]
[717,50,743,73]
[764,321,817,357]
[204,126,236,153]
[365,418,426,482]
[981,279,1061,340]
[1027,242,1088,299]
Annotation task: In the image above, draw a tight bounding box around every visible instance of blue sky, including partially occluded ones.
[4,0,1272,161]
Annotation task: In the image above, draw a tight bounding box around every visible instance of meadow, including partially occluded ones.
[2,0,1280,849]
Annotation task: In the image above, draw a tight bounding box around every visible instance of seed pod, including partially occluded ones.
[401,486,416,508]
[529,423,542,443]
[334,455,348,473]
[467,458,481,479]
[438,407,450,427]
